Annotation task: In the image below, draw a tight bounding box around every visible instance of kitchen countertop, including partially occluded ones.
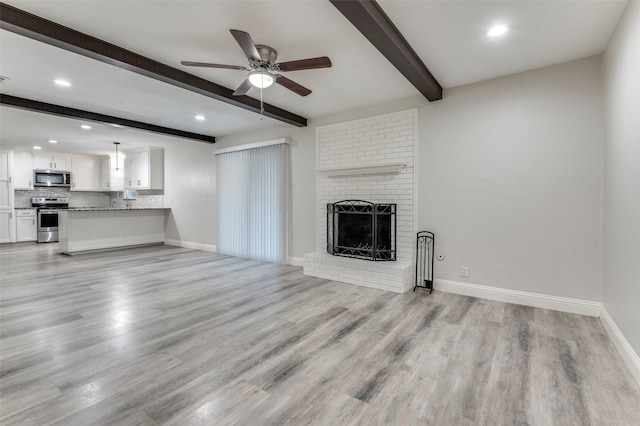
[66,207,170,211]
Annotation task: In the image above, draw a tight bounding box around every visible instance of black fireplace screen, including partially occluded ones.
[327,200,396,261]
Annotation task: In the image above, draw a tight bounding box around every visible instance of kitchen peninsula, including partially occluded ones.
[59,207,169,254]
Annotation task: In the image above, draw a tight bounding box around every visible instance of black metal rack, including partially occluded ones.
[414,231,435,293]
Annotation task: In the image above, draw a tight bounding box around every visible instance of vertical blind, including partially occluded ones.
[216,143,288,263]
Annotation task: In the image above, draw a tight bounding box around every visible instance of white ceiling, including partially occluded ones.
[0,0,628,156]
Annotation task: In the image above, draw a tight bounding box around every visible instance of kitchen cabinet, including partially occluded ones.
[12,149,34,190]
[70,155,100,191]
[0,211,13,243]
[0,151,14,243]
[125,148,163,190]
[16,209,36,242]
[34,152,71,171]
[100,156,124,192]
[0,150,12,210]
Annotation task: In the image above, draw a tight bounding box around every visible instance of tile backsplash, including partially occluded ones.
[112,190,165,208]
[14,188,164,209]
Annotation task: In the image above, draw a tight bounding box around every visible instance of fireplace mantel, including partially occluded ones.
[318,162,406,178]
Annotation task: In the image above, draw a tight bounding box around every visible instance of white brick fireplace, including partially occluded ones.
[303,109,417,293]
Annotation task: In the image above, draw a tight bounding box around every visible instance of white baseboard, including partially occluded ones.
[287,256,305,267]
[434,279,602,317]
[599,307,640,386]
[164,239,217,253]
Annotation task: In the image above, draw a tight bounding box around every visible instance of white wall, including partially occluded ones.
[420,56,604,301]
[603,0,640,357]
[164,142,216,247]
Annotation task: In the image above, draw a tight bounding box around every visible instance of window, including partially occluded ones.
[216,141,288,263]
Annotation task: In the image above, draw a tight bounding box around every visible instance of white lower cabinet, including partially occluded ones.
[0,210,14,243]
[16,209,37,242]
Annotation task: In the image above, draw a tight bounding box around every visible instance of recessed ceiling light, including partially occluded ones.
[54,79,72,87]
[487,24,509,37]
[81,124,92,129]
[48,139,58,144]
[33,145,42,150]
[195,115,205,121]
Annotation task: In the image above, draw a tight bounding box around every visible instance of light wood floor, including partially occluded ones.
[1,243,639,425]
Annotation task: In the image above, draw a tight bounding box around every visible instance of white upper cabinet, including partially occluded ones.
[34,152,72,171]
[124,148,163,190]
[100,156,124,192]
[13,149,34,190]
[70,155,100,191]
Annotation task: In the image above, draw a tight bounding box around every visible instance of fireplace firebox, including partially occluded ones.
[327,200,396,261]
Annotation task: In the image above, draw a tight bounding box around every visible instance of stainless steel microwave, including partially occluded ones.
[33,170,72,187]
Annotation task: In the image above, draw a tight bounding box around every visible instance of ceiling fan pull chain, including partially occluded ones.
[260,85,264,120]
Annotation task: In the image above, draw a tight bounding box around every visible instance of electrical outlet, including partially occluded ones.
[461,266,468,278]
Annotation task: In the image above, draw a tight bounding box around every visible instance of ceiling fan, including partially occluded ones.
[181,29,331,97]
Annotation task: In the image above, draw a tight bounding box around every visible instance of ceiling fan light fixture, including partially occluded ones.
[248,71,274,89]
[487,24,509,37]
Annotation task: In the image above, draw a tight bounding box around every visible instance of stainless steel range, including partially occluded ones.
[32,197,69,243]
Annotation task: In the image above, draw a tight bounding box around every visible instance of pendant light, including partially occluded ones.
[113,142,120,171]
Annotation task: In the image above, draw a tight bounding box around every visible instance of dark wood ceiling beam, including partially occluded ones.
[329,0,442,101]
[1,94,216,143]
[0,2,307,127]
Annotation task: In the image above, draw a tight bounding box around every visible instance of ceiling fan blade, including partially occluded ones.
[181,61,248,71]
[230,29,261,62]
[276,56,332,72]
[275,75,312,96]
[232,79,253,96]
